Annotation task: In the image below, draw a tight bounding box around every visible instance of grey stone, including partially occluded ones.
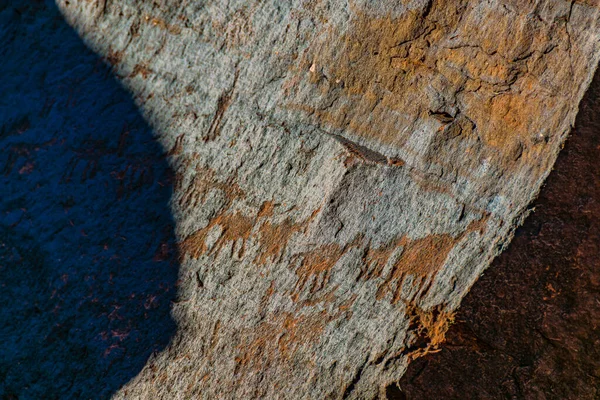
[54,0,600,398]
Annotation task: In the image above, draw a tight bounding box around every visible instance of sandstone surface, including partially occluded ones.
[2,0,599,398]
[59,1,600,398]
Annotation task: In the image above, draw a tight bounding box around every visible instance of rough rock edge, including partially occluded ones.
[56,1,600,399]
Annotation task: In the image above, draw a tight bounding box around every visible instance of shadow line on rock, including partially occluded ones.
[0,2,179,399]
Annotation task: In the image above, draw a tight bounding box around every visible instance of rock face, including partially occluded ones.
[399,63,600,400]
[27,0,600,398]
[0,3,178,399]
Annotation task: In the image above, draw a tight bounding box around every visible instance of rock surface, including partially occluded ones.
[398,60,600,400]
[4,0,600,398]
[0,2,177,399]
[59,0,600,398]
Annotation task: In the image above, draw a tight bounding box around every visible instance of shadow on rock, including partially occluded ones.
[0,2,178,399]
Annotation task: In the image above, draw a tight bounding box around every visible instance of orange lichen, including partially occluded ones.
[259,280,276,312]
[234,310,332,372]
[284,3,453,145]
[178,166,245,210]
[283,0,576,175]
[370,215,489,302]
[234,291,357,374]
[254,218,305,265]
[292,244,345,301]
[277,311,330,358]
[179,210,255,259]
[359,239,399,281]
[396,233,461,277]
[209,320,221,353]
[254,206,321,266]
[257,200,275,218]
[402,304,455,360]
[284,213,489,305]
[178,168,253,259]
[299,289,338,308]
[291,234,363,301]
[178,170,322,264]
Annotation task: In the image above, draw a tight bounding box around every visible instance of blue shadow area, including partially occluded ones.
[0,2,178,399]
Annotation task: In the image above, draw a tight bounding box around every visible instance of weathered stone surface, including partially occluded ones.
[398,61,600,400]
[7,0,600,398]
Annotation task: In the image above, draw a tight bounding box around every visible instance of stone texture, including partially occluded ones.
[398,59,600,400]
[2,0,599,398]
[58,0,600,398]
[0,3,177,399]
